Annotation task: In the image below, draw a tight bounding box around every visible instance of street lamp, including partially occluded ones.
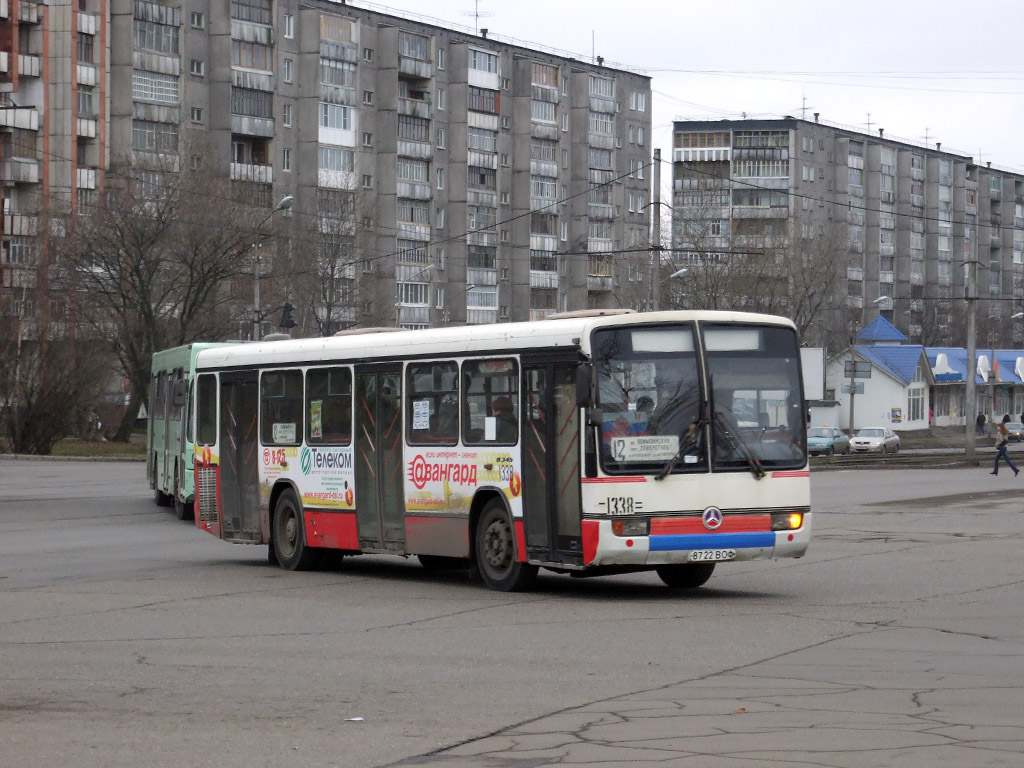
[253,195,295,341]
[669,267,689,279]
[444,284,478,325]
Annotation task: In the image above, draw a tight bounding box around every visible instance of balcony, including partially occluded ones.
[398,56,432,79]
[231,115,275,138]
[397,181,431,201]
[229,162,272,184]
[0,0,7,19]
[19,55,40,78]
[397,140,433,160]
[530,308,557,321]
[673,147,731,164]
[19,1,38,23]
[77,117,97,138]
[396,305,430,325]
[398,97,431,120]
[910,167,925,181]
[77,64,98,86]
[467,267,498,286]
[1,159,39,184]
[76,167,97,189]
[467,308,498,325]
[78,11,98,34]
[588,203,615,221]
[530,270,558,289]
[530,159,558,178]
[0,52,6,73]
[587,275,614,292]
[879,271,894,284]
[467,149,497,170]
[318,169,356,190]
[5,213,38,235]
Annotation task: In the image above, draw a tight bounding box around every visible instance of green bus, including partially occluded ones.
[148,343,235,519]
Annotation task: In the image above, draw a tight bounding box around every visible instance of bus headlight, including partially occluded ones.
[771,512,803,531]
[612,518,649,536]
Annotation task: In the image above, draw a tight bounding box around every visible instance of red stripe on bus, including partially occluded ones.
[514,519,527,563]
[581,476,647,484]
[650,514,772,535]
[771,470,810,478]
[582,519,600,565]
[304,510,359,550]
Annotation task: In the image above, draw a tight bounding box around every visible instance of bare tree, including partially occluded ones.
[58,159,272,441]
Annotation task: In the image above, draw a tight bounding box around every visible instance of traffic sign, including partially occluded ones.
[844,361,872,378]
[842,382,865,394]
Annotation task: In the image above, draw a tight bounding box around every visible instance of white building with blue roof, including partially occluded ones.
[826,317,934,432]
[927,347,1024,430]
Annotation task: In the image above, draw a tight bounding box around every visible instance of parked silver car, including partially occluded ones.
[850,427,900,454]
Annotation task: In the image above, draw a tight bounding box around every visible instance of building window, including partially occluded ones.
[397,239,429,265]
[467,87,498,114]
[132,120,178,152]
[397,158,428,183]
[468,48,499,73]
[133,20,178,54]
[363,47,374,62]
[562,113,569,132]
[283,59,292,82]
[133,71,179,103]
[436,168,445,190]
[589,75,613,98]
[283,104,292,127]
[231,0,271,25]
[320,58,355,87]
[231,87,273,118]
[398,115,430,142]
[190,12,205,29]
[319,103,352,130]
[283,14,294,38]
[362,132,373,147]
[637,127,645,146]
[232,40,271,71]
[191,106,203,123]
[437,88,446,110]
[398,31,429,60]
[190,60,205,77]
[437,127,446,149]
[436,48,445,70]
[363,90,373,105]
[531,62,558,87]
[561,75,569,95]
[318,146,354,172]
[530,100,556,123]
[468,127,497,153]
[362,174,373,188]
[77,33,94,64]
[436,207,445,229]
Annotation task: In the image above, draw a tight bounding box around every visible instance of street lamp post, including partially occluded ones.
[965,259,978,462]
[253,195,294,341]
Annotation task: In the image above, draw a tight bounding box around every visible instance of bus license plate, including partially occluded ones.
[689,549,736,562]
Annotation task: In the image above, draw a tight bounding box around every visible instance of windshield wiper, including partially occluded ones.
[655,407,706,481]
[713,408,766,480]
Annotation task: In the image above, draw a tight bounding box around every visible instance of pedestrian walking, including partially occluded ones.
[991,415,1019,476]
[977,412,987,436]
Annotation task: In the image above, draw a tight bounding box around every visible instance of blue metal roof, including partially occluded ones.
[855,345,926,385]
[856,316,908,343]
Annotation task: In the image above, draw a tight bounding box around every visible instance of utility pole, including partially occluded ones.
[965,259,978,463]
[650,148,662,311]
[252,244,261,341]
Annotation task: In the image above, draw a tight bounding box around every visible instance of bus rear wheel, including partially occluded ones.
[174,495,193,522]
[475,500,537,592]
[656,563,715,589]
[272,489,322,571]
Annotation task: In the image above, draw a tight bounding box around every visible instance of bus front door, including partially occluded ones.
[522,360,583,565]
[218,371,261,542]
[354,366,406,552]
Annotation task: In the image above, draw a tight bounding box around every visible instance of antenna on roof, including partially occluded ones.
[460,0,493,34]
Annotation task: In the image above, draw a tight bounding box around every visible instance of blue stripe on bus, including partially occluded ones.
[649,532,776,552]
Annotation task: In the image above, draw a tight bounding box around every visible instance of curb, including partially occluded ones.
[0,454,145,463]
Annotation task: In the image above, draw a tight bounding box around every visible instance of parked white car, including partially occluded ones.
[850,427,900,454]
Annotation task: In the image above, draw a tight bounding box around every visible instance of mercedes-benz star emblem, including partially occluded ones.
[702,506,723,530]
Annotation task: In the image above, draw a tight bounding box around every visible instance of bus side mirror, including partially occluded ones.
[575,364,593,408]
[171,380,187,408]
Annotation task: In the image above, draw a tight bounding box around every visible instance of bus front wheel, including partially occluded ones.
[656,563,715,589]
[474,500,537,592]
[272,489,322,571]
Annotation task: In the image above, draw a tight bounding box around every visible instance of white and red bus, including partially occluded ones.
[188,310,810,591]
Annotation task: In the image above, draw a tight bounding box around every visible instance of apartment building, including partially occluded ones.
[671,117,1024,348]
[101,0,651,333]
[0,0,107,335]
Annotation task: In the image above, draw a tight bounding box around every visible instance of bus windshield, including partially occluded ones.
[703,324,806,470]
[591,324,705,474]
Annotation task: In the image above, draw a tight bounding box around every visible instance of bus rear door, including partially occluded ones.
[354,365,406,551]
[218,370,261,542]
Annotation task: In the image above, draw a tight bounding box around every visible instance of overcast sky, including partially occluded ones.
[358,0,1024,171]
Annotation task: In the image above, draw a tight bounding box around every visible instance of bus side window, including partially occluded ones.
[307,367,352,445]
[261,370,303,446]
[186,379,195,443]
[462,358,519,446]
[406,361,458,446]
[196,374,217,446]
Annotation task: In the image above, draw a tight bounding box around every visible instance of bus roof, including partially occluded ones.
[193,310,796,371]
[152,342,242,373]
